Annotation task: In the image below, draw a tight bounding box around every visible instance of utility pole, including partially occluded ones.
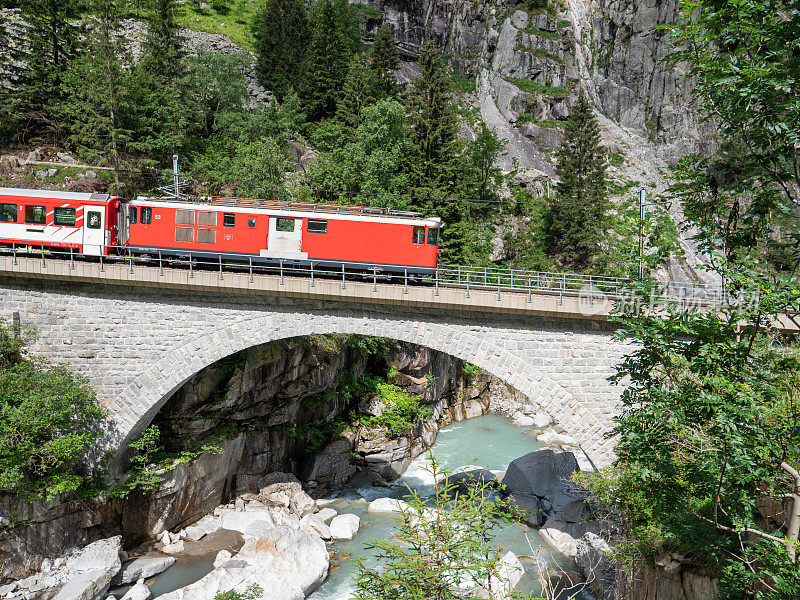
[638,187,645,279]
[173,154,180,200]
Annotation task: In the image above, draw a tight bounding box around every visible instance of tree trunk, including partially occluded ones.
[781,461,800,562]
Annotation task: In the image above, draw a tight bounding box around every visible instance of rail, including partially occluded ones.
[0,240,735,312]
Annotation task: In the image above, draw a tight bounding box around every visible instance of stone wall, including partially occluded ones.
[0,278,627,467]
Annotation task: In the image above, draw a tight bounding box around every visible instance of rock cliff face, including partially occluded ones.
[0,336,488,582]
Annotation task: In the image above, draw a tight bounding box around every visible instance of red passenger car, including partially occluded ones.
[0,188,441,272]
[0,188,123,256]
[124,197,441,272]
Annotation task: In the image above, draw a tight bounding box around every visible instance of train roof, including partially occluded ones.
[0,187,114,202]
[133,196,442,226]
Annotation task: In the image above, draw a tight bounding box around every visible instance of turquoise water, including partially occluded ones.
[308,413,575,600]
[147,412,573,598]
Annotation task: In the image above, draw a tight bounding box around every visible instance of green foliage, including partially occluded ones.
[461,362,481,386]
[504,77,568,98]
[336,55,381,135]
[370,23,398,95]
[214,584,263,600]
[469,123,506,201]
[353,452,524,599]
[0,320,103,500]
[185,49,250,136]
[546,90,610,268]
[345,335,397,360]
[361,379,431,438]
[521,24,560,40]
[142,0,187,84]
[252,0,309,99]
[111,424,227,498]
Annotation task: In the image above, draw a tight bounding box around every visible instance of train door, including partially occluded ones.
[82,206,105,255]
[267,217,302,254]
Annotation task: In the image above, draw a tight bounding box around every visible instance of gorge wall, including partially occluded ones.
[0,335,491,581]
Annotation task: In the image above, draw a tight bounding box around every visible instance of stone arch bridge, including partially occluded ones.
[0,255,631,466]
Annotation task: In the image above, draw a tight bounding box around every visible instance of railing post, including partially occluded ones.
[70,246,74,270]
[280,259,284,285]
[404,268,408,294]
[41,242,46,268]
[527,277,532,303]
[219,254,224,280]
[249,256,253,283]
[310,262,315,287]
[457,265,461,284]
[589,275,593,306]
[510,270,514,289]
[466,277,470,299]
[373,267,377,292]
[12,240,16,266]
[99,252,104,272]
[189,252,193,278]
[560,274,565,305]
[128,247,133,274]
[682,285,687,311]
[484,266,487,286]
[158,250,163,276]
[435,268,439,296]
[342,263,346,289]
[497,274,501,301]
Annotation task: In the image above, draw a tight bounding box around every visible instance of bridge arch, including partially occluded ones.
[113,311,592,459]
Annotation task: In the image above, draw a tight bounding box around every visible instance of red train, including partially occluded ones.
[0,188,441,272]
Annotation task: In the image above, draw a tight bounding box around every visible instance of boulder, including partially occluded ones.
[162,541,185,555]
[112,556,176,585]
[537,432,578,448]
[367,497,409,513]
[256,472,316,517]
[56,152,78,164]
[53,571,116,600]
[183,515,220,542]
[316,507,337,524]
[235,526,329,595]
[299,513,331,540]
[54,536,122,599]
[441,469,499,496]
[213,550,232,568]
[576,533,614,598]
[512,413,535,427]
[328,514,360,540]
[532,412,552,428]
[539,525,579,558]
[221,509,274,533]
[477,551,524,599]
[502,450,581,513]
[120,579,151,600]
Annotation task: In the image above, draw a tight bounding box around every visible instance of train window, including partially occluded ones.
[128,206,137,224]
[0,204,17,222]
[141,207,152,224]
[54,207,76,226]
[87,211,101,229]
[427,228,439,246]
[198,228,217,244]
[412,226,425,244]
[198,211,217,227]
[276,217,295,232]
[175,227,194,243]
[25,205,46,225]
[223,213,236,227]
[307,219,327,234]
[176,209,194,225]
[248,218,256,228]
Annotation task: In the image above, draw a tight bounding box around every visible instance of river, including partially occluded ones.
[138,413,575,598]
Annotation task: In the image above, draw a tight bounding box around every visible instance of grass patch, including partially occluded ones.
[522,24,561,40]
[609,151,625,166]
[505,77,570,98]
[513,45,564,63]
[354,3,383,19]
[557,19,571,28]
[517,114,564,128]
[178,0,259,50]
[452,69,477,94]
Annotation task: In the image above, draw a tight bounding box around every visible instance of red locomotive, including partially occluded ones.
[0,188,441,272]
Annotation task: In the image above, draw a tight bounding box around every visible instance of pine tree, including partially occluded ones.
[4,0,82,142]
[547,90,609,267]
[370,23,398,95]
[406,40,462,190]
[61,0,133,191]
[141,0,186,85]
[333,0,362,54]
[336,55,379,136]
[300,0,350,122]
[252,0,309,100]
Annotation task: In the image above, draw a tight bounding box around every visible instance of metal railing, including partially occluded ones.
[0,240,729,310]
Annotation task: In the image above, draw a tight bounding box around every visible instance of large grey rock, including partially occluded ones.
[55,536,122,599]
[112,556,175,585]
[299,513,331,540]
[440,469,499,496]
[502,450,581,513]
[120,579,151,600]
[477,551,524,599]
[367,498,409,513]
[315,507,337,524]
[220,509,273,533]
[576,533,614,599]
[53,571,116,600]
[256,472,316,517]
[328,514,360,540]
